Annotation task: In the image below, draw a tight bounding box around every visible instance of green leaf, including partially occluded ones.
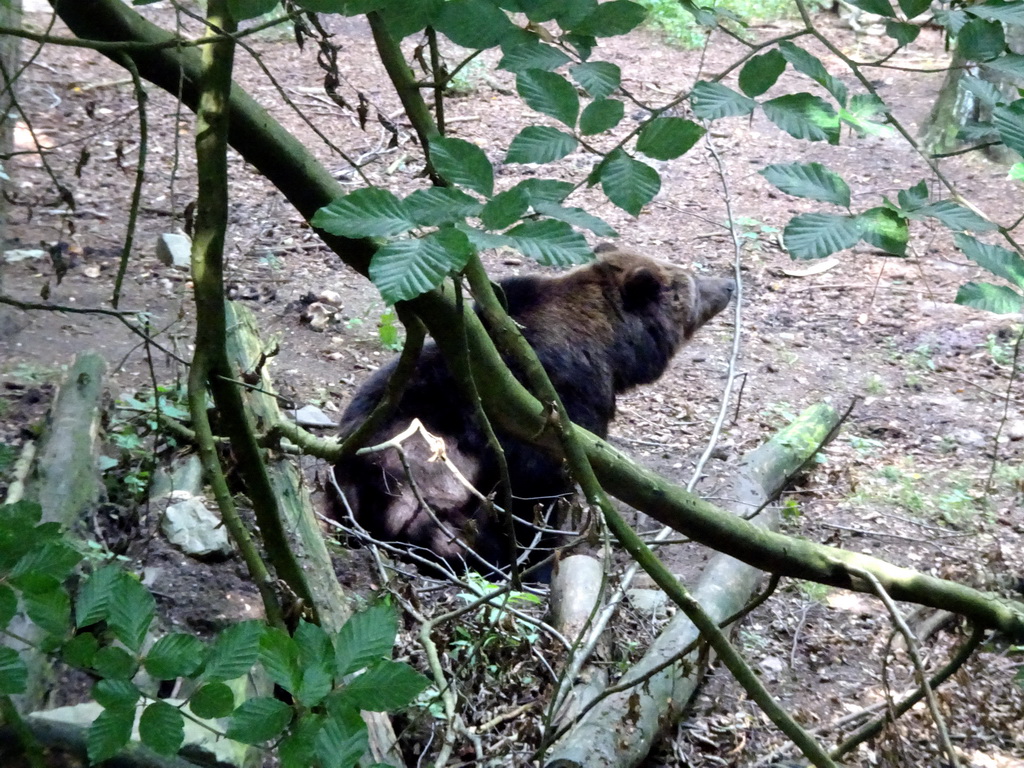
[783,213,862,259]
[679,0,719,25]
[955,234,1024,288]
[858,207,908,256]
[88,706,135,764]
[885,20,920,46]
[515,178,574,204]
[690,81,756,120]
[573,0,646,36]
[294,620,336,708]
[189,682,236,719]
[227,0,278,20]
[108,573,155,653]
[404,187,482,226]
[311,188,416,238]
[0,646,27,694]
[293,0,384,12]
[457,224,516,251]
[430,136,494,197]
[966,0,1024,25]
[336,604,398,677]
[960,75,1003,108]
[918,201,998,232]
[93,679,140,710]
[12,541,81,581]
[896,180,929,212]
[563,32,596,60]
[481,187,531,229]
[259,627,301,693]
[554,0,599,27]
[201,620,264,683]
[76,564,120,628]
[993,101,1024,156]
[226,697,293,745]
[24,582,70,638]
[935,8,970,34]
[599,150,660,216]
[569,62,621,99]
[738,50,786,97]
[897,0,930,19]
[762,93,840,144]
[377,0,442,38]
[506,219,594,265]
[840,93,891,137]
[636,117,704,160]
[516,69,580,128]
[371,228,475,304]
[63,632,99,669]
[532,201,617,237]
[984,53,1024,79]
[1009,162,1024,181]
[434,0,517,49]
[340,661,431,711]
[778,42,848,107]
[498,41,571,73]
[0,584,16,630]
[958,18,1005,62]
[139,701,184,757]
[579,98,624,135]
[93,646,138,680]
[506,126,578,164]
[280,714,324,768]
[144,633,206,680]
[760,162,851,207]
[843,0,894,16]
[315,708,368,768]
[955,282,1024,314]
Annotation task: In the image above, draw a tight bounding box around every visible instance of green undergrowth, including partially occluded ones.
[638,0,831,47]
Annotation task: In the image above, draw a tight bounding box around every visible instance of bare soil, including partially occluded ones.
[1,4,1023,766]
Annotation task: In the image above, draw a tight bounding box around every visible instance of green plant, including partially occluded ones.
[445,57,490,95]
[781,497,802,520]
[734,215,781,253]
[798,580,831,603]
[377,309,404,351]
[983,331,1019,368]
[864,374,886,396]
[0,442,16,477]
[0,501,429,767]
[847,435,883,457]
[457,572,543,643]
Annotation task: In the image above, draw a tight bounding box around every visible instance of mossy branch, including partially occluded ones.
[54,0,1024,642]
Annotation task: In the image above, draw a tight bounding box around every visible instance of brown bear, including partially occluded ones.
[330,246,735,576]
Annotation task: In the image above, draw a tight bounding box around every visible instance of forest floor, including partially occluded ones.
[1,2,1023,766]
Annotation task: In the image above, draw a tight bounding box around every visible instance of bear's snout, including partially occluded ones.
[692,276,736,329]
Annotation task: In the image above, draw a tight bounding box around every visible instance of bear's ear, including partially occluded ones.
[621,266,663,310]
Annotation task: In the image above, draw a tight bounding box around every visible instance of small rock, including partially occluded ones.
[952,428,986,447]
[317,289,343,306]
[2,248,46,263]
[1008,420,1024,441]
[162,494,233,558]
[155,232,192,268]
[293,404,336,428]
[301,301,335,331]
[626,588,669,617]
[82,264,101,279]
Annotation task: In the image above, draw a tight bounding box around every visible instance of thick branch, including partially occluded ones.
[53,0,1024,641]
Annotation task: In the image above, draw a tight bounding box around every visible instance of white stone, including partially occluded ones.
[161,495,232,558]
[294,404,336,428]
[155,232,192,268]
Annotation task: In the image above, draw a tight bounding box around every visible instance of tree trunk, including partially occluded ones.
[223,302,404,768]
[7,353,106,712]
[545,403,842,768]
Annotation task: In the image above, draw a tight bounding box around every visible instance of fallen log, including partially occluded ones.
[5,353,106,712]
[545,402,842,768]
[223,301,403,767]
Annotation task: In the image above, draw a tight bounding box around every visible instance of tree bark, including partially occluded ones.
[8,353,105,712]
[545,403,841,768]
[223,302,404,768]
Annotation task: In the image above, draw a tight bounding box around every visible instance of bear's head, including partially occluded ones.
[589,246,736,389]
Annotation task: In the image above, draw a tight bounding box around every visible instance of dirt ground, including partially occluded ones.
[1,3,1023,766]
